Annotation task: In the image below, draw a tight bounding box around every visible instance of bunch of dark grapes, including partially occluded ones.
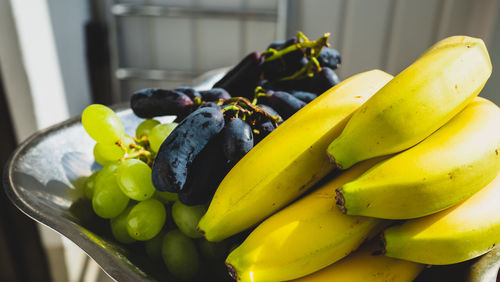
[131,87,282,206]
[130,31,342,208]
[215,31,341,100]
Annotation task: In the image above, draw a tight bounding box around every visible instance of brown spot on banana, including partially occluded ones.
[374,233,386,255]
[226,263,238,281]
[335,188,347,213]
[327,153,344,169]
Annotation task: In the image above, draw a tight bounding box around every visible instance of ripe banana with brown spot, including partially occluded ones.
[294,243,424,282]
[383,169,500,265]
[327,36,492,170]
[336,97,500,219]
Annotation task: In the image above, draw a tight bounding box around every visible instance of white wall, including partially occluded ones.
[293,0,499,104]
[0,0,37,142]
[46,0,92,116]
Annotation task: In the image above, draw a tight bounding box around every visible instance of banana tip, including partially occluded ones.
[375,233,387,255]
[226,262,238,281]
[327,152,344,170]
[196,225,205,236]
[335,189,347,213]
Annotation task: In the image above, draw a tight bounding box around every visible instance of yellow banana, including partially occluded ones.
[225,159,385,282]
[336,97,500,219]
[327,36,492,169]
[466,245,500,282]
[383,170,500,265]
[198,70,393,242]
[294,243,424,282]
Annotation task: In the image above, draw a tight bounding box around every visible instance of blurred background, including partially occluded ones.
[0,0,499,281]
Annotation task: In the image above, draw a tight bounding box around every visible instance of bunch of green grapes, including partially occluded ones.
[80,104,233,280]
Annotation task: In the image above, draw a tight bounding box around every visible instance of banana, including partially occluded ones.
[198,70,393,242]
[327,36,492,170]
[383,170,500,265]
[336,97,500,219]
[294,243,424,282]
[466,245,500,282]
[225,159,385,282]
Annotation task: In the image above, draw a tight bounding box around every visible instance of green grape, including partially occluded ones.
[110,205,136,244]
[162,229,200,280]
[144,229,167,261]
[136,119,160,139]
[93,143,125,166]
[116,159,155,201]
[171,201,206,238]
[149,123,178,153]
[197,238,231,260]
[94,162,119,184]
[92,163,129,218]
[82,104,125,144]
[126,198,166,240]
[154,190,178,204]
[84,171,99,199]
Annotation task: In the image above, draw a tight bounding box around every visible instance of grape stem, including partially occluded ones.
[262,32,330,81]
[222,95,281,126]
[262,32,329,62]
[117,138,155,165]
[123,149,151,161]
[193,96,202,105]
[281,56,321,81]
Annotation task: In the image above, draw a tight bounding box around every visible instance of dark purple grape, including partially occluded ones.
[317,48,341,70]
[257,79,273,89]
[175,86,202,100]
[270,67,340,95]
[257,104,282,125]
[260,59,283,81]
[261,49,305,81]
[299,57,309,67]
[213,52,263,100]
[306,67,340,94]
[222,118,254,163]
[178,135,232,205]
[267,41,285,51]
[199,102,221,110]
[266,37,297,51]
[260,91,306,120]
[266,77,301,92]
[253,104,282,144]
[152,107,225,192]
[290,90,317,103]
[200,88,231,102]
[254,121,276,144]
[131,88,193,119]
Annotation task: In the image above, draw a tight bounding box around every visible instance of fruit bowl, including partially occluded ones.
[4,63,500,281]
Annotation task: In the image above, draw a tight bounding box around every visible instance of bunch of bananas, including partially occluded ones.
[198,35,500,281]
